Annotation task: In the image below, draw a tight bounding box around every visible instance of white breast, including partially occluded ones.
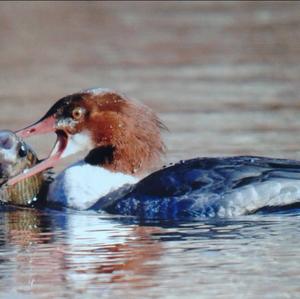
[48,161,138,210]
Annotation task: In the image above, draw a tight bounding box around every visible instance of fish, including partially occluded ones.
[0,130,45,206]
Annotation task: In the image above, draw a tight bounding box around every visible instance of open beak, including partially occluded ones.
[7,116,68,186]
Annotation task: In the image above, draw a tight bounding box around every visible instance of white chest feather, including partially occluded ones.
[48,161,138,210]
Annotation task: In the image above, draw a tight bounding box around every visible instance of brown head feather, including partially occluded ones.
[50,90,166,175]
[82,92,166,175]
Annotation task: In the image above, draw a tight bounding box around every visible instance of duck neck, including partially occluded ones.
[84,145,116,168]
[84,145,154,176]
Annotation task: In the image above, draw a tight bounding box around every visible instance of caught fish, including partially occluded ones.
[0,130,45,206]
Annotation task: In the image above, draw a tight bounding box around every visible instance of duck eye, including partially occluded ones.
[18,144,28,158]
[72,107,85,120]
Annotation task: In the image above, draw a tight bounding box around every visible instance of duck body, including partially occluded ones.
[89,156,300,219]
[47,155,300,220]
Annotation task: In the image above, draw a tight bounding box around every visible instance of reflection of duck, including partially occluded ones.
[8,88,300,219]
[63,217,163,287]
[0,210,163,296]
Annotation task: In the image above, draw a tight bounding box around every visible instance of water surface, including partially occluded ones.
[0,209,299,299]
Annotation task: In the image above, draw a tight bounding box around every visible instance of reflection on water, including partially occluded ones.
[0,208,299,299]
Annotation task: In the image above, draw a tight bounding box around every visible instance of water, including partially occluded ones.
[1,2,300,298]
[0,209,299,299]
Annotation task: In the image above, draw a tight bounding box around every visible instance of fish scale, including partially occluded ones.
[1,173,44,206]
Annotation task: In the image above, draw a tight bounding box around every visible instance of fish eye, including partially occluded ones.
[72,107,85,120]
[18,144,28,158]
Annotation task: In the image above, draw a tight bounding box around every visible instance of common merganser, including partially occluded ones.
[8,88,300,219]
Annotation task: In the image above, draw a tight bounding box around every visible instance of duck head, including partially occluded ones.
[8,88,166,185]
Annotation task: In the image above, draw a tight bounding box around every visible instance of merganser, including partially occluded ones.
[7,88,300,219]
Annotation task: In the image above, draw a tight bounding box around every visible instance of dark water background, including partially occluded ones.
[0,2,300,298]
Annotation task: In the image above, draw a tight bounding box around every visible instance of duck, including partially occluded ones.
[7,87,300,219]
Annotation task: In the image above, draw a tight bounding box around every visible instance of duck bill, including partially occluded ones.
[16,116,56,138]
[7,132,68,186]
